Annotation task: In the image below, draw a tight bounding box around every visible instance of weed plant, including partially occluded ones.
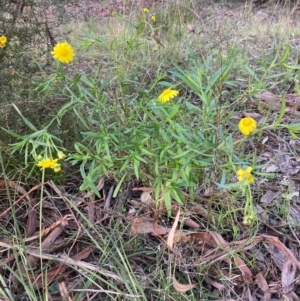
[2,1,300,300]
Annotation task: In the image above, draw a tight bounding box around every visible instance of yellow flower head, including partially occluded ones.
[143,8,149,13]
[112,11,116,16]
[158,88,179,103]
[237,167,254,184]
[151,15,156,22]
[238,117,257,136]
[51,41,75,64]
[37,158,59,170]
[0,35,7,45]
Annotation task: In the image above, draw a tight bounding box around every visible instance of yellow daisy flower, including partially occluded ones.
[51,41,75,64]
[238,117,257,136]
[158,88,179,103]
[0,35,7,45]
[143,8,149,13]
[151,15,156,22]
[236,167,254,184]
[36,158,59,170]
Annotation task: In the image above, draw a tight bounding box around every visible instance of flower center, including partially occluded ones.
[243,119,252,126]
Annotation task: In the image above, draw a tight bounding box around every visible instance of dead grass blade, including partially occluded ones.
[167,209,180,251]
[27,250,122,282]
[58,281,72,301]
[172,272,196,293]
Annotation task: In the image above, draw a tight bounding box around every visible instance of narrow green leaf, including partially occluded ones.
[113,173,127,198]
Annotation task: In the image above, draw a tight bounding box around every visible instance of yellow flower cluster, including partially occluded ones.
[151,15,156,22]
[51,41,75,64]
[36,151,66,173]
[0,35,7,48]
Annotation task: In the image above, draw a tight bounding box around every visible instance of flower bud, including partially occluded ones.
[57,151,66,159]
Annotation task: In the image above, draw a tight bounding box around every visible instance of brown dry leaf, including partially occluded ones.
[277,153,300,175]
[256,272,271,301]
[153,197,164,232]
[140,191,154,204]
[132,187,154,192]
[172,273,196,293]
[171,207,199,229]
[167,209,180,251]
[131,217,171,236]
[260,190,281,204]
[256,91,300,115]
[25,206,38,237]
[289,205,300,223]
[262,234,300,270]
[182,218,200,229]
[282,259,296,295]
[207,278,225,291]
[86,202,95,224]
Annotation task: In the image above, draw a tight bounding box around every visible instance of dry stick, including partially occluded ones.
[0,182,45,218]
[100,184,115,222]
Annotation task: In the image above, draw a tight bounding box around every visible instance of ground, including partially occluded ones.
[1,0,300,300]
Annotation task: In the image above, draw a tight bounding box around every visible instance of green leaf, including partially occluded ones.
[286,123,300,133]
[12,104,38,131]
[274,94,286,125]
[163,189,172,216]
[277,44,290,65]
[282,64,300,70]
[113,173,127,198]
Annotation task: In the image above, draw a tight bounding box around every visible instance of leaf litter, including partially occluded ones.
[1,174,300,300]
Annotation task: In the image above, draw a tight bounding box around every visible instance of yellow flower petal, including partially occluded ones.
[36,158,59,170]
[158,89,179,103]
[238,117,257,136]
[51,41,75,64]
[143,8,149,13]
